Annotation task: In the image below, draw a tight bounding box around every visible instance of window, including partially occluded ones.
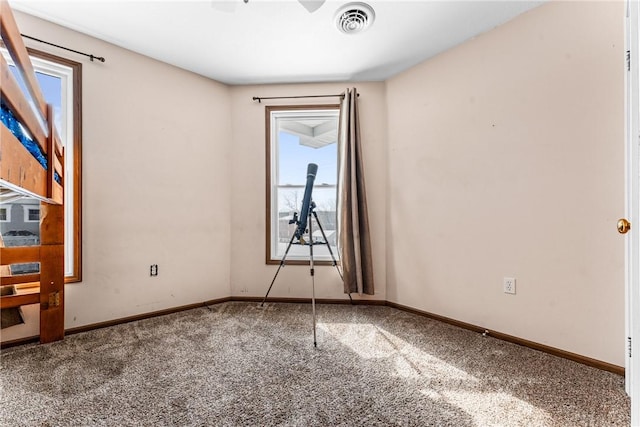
[0,207,10,222]
[266,105,340,264]
[22,205,40,222]
[2,48,82,282]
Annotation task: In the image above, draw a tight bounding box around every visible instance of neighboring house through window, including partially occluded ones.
[266,105,339,264]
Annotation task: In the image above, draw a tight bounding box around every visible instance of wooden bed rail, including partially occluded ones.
[1,273,40,286]
[0,246,40,265]
[0,54,48,150]
[0,0,48,119]
[0,0,64,203]
[1,285,39,309]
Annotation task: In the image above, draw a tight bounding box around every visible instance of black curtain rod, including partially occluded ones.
[252,93,358,103]
[21,33,105,63]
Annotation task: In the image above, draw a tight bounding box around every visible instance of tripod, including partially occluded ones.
[261,201,351,347]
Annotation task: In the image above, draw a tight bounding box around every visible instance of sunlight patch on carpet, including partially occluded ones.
[320,322,474,380]
[440,390,552,427]
[321,321,552,426]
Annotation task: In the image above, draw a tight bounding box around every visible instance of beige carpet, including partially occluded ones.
[0,302,630,426]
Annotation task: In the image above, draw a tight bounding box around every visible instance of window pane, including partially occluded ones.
[277,121,338,186]
[36,71,63,137]
[269,108,339,263]
[4,49,82,282]
[274,186,338,259]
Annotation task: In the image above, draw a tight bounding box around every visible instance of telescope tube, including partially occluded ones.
[295,163,318,240]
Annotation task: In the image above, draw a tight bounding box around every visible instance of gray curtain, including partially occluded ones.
[337,88,374,295]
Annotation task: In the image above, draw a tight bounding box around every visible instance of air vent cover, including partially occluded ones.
[335,2,375,34]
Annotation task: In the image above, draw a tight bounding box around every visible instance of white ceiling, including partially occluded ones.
[9,0,544,85]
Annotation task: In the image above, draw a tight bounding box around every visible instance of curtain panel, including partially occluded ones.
[337,88,374,295]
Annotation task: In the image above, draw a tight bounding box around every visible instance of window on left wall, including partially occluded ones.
[1,48,82,282]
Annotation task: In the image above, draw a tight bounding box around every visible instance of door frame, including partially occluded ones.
[625,0,639,424]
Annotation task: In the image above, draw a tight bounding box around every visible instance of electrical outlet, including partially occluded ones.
[503,277,516,294]
[150,264,158,277]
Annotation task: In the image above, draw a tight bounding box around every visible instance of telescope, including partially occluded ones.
[262,162,351,347]
[294,163,318,241]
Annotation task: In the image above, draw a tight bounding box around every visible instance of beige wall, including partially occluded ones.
[2,11,233,341]
[386,1,625,365]
[228,83,387,301]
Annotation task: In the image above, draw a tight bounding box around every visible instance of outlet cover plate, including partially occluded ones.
[503,277,516,294]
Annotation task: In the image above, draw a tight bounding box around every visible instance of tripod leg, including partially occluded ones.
[261,231,297,307]
[309,211,317,347]
[312,211,354,304]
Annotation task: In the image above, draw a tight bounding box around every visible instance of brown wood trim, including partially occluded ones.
[68,50,82,283]
[64,298,233,336]
[0,246,40,265]
[23,47,83,283]
[488,329,625,375]
[1,296,623,377]
[0,0,48,118]
[231,296,383,305]
[264,104,341,265]
[0,334,39,349]
[265,105,271,264]
[385,301,625,376]
[385,301,486,333]
[0,289,39,309]
[1,273,40,285]
[0,298,229,348]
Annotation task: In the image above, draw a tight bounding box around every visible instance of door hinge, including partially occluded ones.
[627,50,631,72]
[629,336,632,358]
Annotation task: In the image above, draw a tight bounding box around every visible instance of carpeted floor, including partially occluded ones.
[0,302,631,426]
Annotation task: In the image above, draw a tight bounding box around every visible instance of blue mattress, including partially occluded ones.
[1,102,60,184]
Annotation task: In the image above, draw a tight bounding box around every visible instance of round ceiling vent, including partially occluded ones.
[335,2,375,35]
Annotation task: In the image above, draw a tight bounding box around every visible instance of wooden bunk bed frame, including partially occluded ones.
[0,0,65,344]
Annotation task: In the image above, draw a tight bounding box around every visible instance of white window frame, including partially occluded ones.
[2,49,77,279]
[267,107,340,263]
[22,205,40,223]
[0,206,11,223]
